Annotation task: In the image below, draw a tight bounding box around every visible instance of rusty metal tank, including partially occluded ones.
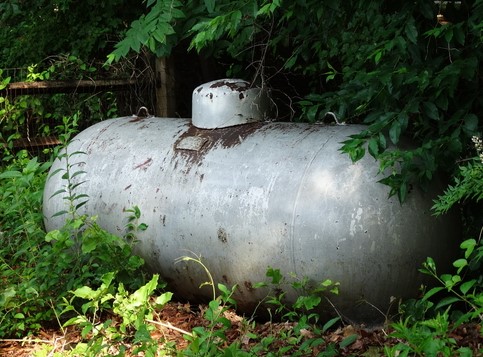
[43,115,457,324]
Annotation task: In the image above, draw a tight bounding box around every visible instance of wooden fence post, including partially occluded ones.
[155,57,176,117]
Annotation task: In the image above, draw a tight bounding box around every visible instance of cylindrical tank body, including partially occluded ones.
[43,117,457,323]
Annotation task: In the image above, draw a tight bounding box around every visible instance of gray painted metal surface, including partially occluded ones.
[43,117,457,323]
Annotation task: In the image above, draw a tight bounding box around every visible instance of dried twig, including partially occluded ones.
[146,319,193,337]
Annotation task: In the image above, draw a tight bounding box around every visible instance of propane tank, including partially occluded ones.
[43,116,457,324]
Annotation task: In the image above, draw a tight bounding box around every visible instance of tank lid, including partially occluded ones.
[192,79,270,129]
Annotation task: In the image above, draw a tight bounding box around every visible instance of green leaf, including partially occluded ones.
[75,200,88,210]
[81,236,98,254]
[138,223,148,231]
[81,324,93,339]
[322,316,340,333]
[266,267,283,285]
[460,239,476,259]
[339,334,358,348]
[378,132,387,150]
[422,286,444,301]
[368,138,379,158]
[45,230,62,242]
[0,170,22,179]
[349,146,365,162]
[463,114,478,134]
[253,282,267,288]
[435,296,460,310]
[51,210,69,218]
[459,279,476,295]
[453,24,465,45]
[422,337,445,356]
[389,120,402,145]
[204,0,215,13]
[444,27,453,42]
[374,50,383,64]
[424,257,437,273]
[452,258,467,274]
[73,286,97,299]
[422,102,439,120]
[294,295,321,310]
[70,170,87,178]
[155,292,173,307]
[404,18,418,44]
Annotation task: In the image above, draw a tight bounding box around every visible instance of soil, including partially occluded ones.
[0,301,481,356]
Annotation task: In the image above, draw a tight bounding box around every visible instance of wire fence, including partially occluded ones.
[1,58,157,159]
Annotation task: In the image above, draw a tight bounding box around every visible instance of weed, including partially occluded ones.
[387,237,482,356]
[0,122,148,337]
[385,134,483,356]
[124,205,149,242]
[176,253,239,356]
[174,258,346,356]
[57,273,173,356]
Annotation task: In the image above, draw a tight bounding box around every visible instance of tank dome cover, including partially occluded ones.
[192,79,270,129]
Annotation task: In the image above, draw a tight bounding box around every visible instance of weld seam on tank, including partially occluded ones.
[290,134,334,275]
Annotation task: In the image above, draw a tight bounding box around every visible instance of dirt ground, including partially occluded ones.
[0,301,481,356]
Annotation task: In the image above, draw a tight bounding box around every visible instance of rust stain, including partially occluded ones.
[244,281,255,292]
[172,122,263,167]
[134,157,153,170]
[86,121,117,154]
[210,80,248,92]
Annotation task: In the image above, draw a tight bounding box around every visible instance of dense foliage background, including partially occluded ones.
[107,0,483,201]
[0,0,143,68]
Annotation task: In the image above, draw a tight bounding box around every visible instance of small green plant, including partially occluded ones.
[385,133,483,356]
[174,258,346,356]
[432,135,483,216]
[0,116,147,337]
[124,205,149,241]
[58,273,173,356]
[419,239,483,326]
[385,311,473,357]
[252,267,349,356]
[255,267,340,322]
[176,253,240,356]
[386,239,482,356]
[0,156,52,336]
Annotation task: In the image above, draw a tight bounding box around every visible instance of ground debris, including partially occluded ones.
[1,302,481,356]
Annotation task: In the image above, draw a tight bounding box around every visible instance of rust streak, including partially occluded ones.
[134,157,153,170]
